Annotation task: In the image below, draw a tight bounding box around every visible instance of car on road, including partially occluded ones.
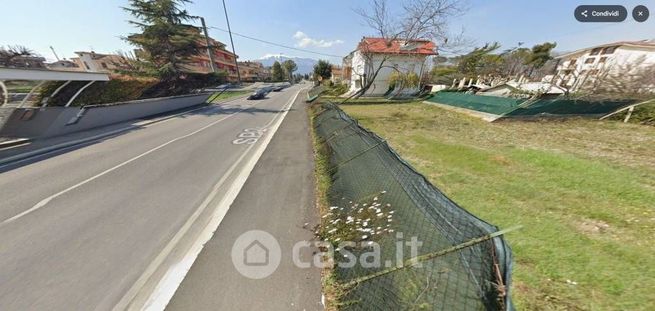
[215,83,237,90]
[272,85,285,92]
[247,88,268,100]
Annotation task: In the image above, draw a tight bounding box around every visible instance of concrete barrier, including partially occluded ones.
[0,93,212,139]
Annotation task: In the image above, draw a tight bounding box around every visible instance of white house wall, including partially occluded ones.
[348,52,428,96]
[556,45,655,92]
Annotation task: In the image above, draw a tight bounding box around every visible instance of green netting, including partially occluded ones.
[427,92,525,115]
[314,102,514,311]
[504,98,636,117]
[426,91,637,118]
[307,85,326,102]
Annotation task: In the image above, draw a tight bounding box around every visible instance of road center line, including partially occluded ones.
[0,99,267,227]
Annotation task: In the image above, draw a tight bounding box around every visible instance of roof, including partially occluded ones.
[556,39,655,59]
[0,67,110,81]
[357,37,437,55]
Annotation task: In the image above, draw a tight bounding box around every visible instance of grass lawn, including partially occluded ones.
[208,90,249,102]
[338,101,655,310]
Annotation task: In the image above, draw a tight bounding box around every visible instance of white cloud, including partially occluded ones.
[293,31,344,48]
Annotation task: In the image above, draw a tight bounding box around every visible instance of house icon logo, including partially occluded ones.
[231,230,281,279]
[243,240,269,266]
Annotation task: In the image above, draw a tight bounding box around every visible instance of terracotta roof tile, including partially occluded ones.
[358,37,437,55]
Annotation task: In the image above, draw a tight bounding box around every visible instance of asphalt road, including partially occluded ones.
[0,85,312,310]
[167,84,322,310]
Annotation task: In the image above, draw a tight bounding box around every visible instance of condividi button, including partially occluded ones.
[575,5,627,22]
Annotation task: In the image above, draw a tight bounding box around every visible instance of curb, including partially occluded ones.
[0,95,249,168]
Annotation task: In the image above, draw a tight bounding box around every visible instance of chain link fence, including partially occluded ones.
[313,101,514,311]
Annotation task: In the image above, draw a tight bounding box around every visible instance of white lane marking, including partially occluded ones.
[0,101,263,227]
[115,88,305,311]
[0,95,249,169]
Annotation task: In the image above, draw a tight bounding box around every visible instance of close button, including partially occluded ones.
[575,5,628,22]
[632,5,649,22]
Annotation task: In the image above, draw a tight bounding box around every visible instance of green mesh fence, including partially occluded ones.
[426,91,636,118]
[427,92,525,115]
[504,98,636,117]
[307,85,326,102]
[314,102,514,311]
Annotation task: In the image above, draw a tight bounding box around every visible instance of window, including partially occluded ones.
[83,61,91,70]
[569,59,577,66]
[101,62,108,69]
[584,58,595,64]
[589,48,601,55]
[589,69,600,75]
[599,57,608,63]
[579,70,587,75]
[601,46,617,54]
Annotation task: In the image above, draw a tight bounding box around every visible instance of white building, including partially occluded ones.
[71,51,129,73]
[343,38,436,96]
[552,40,655,92]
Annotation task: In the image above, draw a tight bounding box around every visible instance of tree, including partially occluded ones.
[574,56,655,100]
[282,59,297,82]
[123,0,204,81]
[0,45,42,68]
[500,46,532,77]
[525,42,556,77]
[271,61,285,81]
[457,42,503,76]
[527,42,556,69]
[313,60,332,82]
[388,71,420,97]
[350,0,466,100]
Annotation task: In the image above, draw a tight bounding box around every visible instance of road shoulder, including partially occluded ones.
[166,89,323,311]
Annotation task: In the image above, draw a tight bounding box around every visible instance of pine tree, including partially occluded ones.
[124,0,203,81]
[271,61,285,82]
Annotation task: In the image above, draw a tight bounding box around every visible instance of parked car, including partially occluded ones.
[272,85,285,92]
[248,88,268,100]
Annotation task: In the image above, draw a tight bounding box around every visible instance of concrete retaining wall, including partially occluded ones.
[0,93,212,139]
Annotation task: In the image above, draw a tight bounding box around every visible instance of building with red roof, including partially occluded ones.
[342,37,437,96]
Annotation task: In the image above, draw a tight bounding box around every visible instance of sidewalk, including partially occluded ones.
[166,90,323,310]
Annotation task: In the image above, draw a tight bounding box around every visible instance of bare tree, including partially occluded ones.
[344,0,466,101]
[0,45,43,68]
[574,56,655,100]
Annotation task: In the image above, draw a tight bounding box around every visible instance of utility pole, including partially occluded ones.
[222,0,241,84]
[200,17,217,73]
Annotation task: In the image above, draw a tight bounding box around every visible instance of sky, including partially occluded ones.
[1,0,654,63]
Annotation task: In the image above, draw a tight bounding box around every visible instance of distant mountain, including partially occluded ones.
[254,54,318,75]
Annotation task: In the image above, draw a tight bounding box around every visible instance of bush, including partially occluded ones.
[37,72,226,107]
[140,72,227,98]
[325,82,348,96]
[39,77,158,107]
[609,101,655,126]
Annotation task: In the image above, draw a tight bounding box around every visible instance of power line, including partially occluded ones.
[208,26,343,58]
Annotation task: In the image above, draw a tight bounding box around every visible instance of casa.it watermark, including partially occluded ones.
[231,230,423,279]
